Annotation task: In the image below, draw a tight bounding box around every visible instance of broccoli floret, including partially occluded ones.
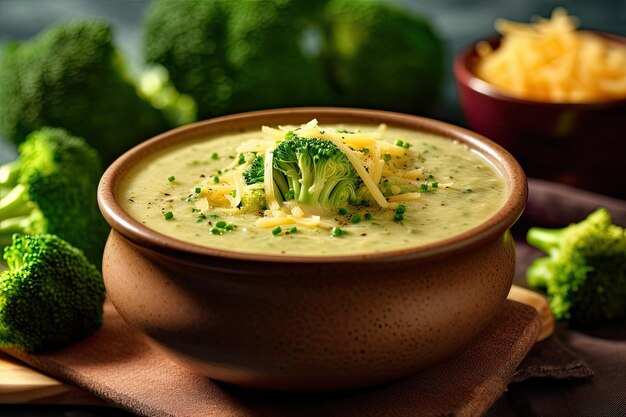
[239,189,268,215]
[242,154,265,185]
[272,134,360,210]
[0,20,171,164]
[0,128,109,268]
[323,0,444,114]
[143,0,332,119]
[526,208,626,327]
[143,0,443,118]
[0,234,105,353]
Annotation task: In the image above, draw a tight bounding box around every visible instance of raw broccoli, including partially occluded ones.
[527,208,626,327]
[143,0,332,119]
[322,0,444,114]
[242,154,265,185]
[143,0,443,118]
[272,134,360,210]
[0,234,105,353]
[0,20,171,164]
[0,128,108,268]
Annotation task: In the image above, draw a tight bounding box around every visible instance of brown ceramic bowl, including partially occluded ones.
[454,33,626,199]
[97,108,527,391]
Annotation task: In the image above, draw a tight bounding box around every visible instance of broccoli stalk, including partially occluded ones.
[272,134,360,210]
[0,234,105,353]
[526,208,626,327]
[0,128,109,267]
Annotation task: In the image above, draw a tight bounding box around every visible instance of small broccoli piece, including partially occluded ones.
[239,189,268,215]
[242,154,265,185]
[526,208,626,327]
[0,20,171,164]
[323,0,444,113]
[272,134,360,210]
[143,0,331,119]
[0,234,105,353]
[0,128,109,268]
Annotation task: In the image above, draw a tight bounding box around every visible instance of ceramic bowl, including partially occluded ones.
[454,33,626,199]
[97,108,527,391]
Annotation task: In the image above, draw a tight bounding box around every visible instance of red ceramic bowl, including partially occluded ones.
[454,33,626,200]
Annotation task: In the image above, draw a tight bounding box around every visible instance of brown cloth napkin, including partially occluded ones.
[486,179,626,417]
[6,300,540,417]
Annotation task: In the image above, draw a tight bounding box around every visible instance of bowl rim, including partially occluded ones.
[453,31,626,108]
[98,107,527,264]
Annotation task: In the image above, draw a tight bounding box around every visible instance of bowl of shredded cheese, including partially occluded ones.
[454,8,626,199]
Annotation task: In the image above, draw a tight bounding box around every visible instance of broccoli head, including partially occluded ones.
[323,0,444,114]
[143,0,444,118]
[0,128,109,268]
[0,234,105,353]
[143,0,332,119]
[527,208,626,327]
[272,134,360,210]
[0,20,171,164]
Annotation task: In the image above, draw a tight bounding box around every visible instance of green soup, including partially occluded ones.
[119,124,507,256]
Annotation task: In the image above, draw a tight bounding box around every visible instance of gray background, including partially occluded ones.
[1,0,625,164]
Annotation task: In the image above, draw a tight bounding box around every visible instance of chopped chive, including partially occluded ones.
[338,208,348,215]
[195,187,202,194]
[464,188,474,193]
[272,226,282,236]
[289,227,298,233]
[350,213,361,224]
[163,211,174,220]
[420,183,429,192]
[364,212,373,220]
[238,153,246,165]
[402,142,411,149]
[383,154,391,162]
[394,139,404,147]
[216,220,227,228]
[225,223,235,231]
[211,152,219,160]
[213,176,220,183]
[362,148,370,154]
[393,213,404,222]
[331,226,343,237]
[217,170,222,174]
[395,205,406,215]
[230,190,237,197]
[167,176,175,182]
[210,227,223,235]
[431,182,438,188]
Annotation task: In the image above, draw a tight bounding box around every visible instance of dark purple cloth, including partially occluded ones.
[487,179,626,417]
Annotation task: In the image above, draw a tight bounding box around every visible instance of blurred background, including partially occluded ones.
[1,0,625,170]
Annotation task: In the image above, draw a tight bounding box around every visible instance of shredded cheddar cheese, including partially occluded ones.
[475,8,626,102]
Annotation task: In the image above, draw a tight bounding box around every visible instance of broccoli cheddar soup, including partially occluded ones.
[119,120,508,256]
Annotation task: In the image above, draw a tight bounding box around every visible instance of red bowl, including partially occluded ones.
[454,33,626,199]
